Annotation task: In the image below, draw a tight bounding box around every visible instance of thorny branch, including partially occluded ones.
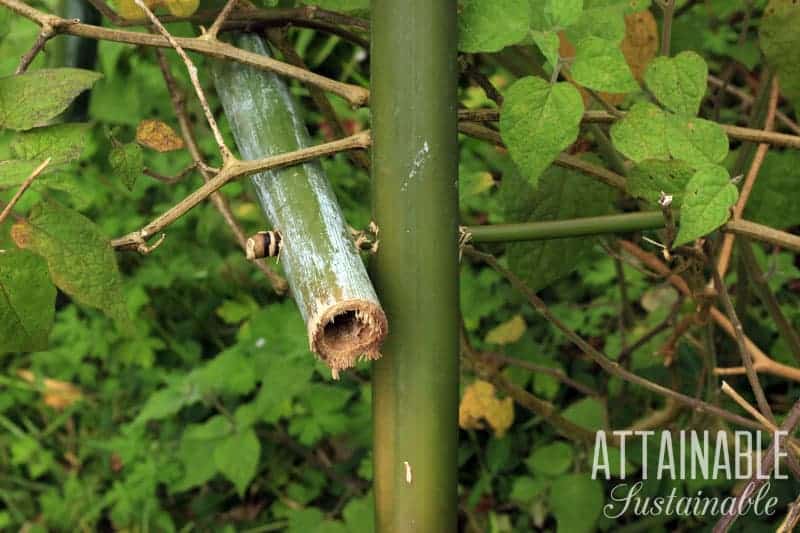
[111,131,371,251]
[619,240,800,382]
[463,246,765,431]
[153,48,288,293]
[134,0,233,162]
[716,77,781,277]
[0,0,370,107]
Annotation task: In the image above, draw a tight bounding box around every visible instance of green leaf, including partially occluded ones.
[109,142,143,190]
[561,397,608,431]
[214,427,260,497]
[0,160,42,189]
[531,30,560,68]
[503,165,615,292]
[549,474,604,533]
[10,123,90,165]
[545,0,583,28]
[527,442,574,477]
[173,416,232,492]
[745,151,800,229]
[500,77,584,187]
[509,476,547,503]
[627,159,694,206]
[135,386,191,424]
[674,165,737,246]
[665,115,728,166]
[760,0,800,115]
[458,0,530,53]
[343,495,374,533]
[0,68,102,130]
[565,4,626,44]
[570,36,639,93]
[10,200,129,326]
[189,347,256,396]
[609,102,669,162]
[0,249,56,353]
[644,51,708,116]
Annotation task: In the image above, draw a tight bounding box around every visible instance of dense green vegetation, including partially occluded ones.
[2,0,800,531]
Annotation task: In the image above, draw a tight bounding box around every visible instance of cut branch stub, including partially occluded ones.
[246,230,281,260]
[213,32,387,377]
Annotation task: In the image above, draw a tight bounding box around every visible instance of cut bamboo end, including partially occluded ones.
[309,299,388,379]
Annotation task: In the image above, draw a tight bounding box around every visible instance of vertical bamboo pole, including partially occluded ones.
[371,0,460,531]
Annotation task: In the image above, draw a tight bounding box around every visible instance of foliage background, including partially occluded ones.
[2,0,800,531]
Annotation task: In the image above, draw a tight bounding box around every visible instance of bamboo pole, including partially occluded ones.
[371,0,460,530]
[212,33,387,378]
[466,211,666,243]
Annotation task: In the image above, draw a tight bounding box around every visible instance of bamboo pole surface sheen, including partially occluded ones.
[371,0,460,531]
[213,33,387,378]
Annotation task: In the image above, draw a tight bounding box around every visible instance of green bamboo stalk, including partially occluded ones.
[466,211,667,243]
[371,0,459,530]
[212,33,387,378]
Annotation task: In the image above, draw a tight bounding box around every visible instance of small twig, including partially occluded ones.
[143,163,197,185]
[723,219,800,253]
[720,381,775,434]
[617,296,682,365]
[658,0,675,56]
[482,350,600,397]
[462,108,800,149]
[716,77,781,277]
[0,158,50,225]
[15,23,56,74]
[708,75,800,135]
[740,240,800,364]
[112,130,371,251]
[202,0,236,41]
[713,399,800,532]
[777,493,800,533]
[0,0,370,107]
[457,121,627,190]
[619,240,800,382]
[265,27,370,172]
[658,192,676,251]
[134,0,232,163]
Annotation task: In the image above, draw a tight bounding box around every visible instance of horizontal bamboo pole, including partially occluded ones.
[465,212,800,252]
[465,211,666,243]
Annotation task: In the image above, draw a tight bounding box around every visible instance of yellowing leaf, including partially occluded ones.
[485,314,526,345]
[459,380,515,437]
[136,119,185,152]
[11,200,130,328]
[17,370,82,410]
[114,0,161,21]
[621,10,658,82]
[165,0,199,17]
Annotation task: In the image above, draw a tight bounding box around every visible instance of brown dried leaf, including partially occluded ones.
[136,119,185,152]
[621,10,659,82]
[559,11,658,106]
[459,380,514,437]
[17,369,82,410]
